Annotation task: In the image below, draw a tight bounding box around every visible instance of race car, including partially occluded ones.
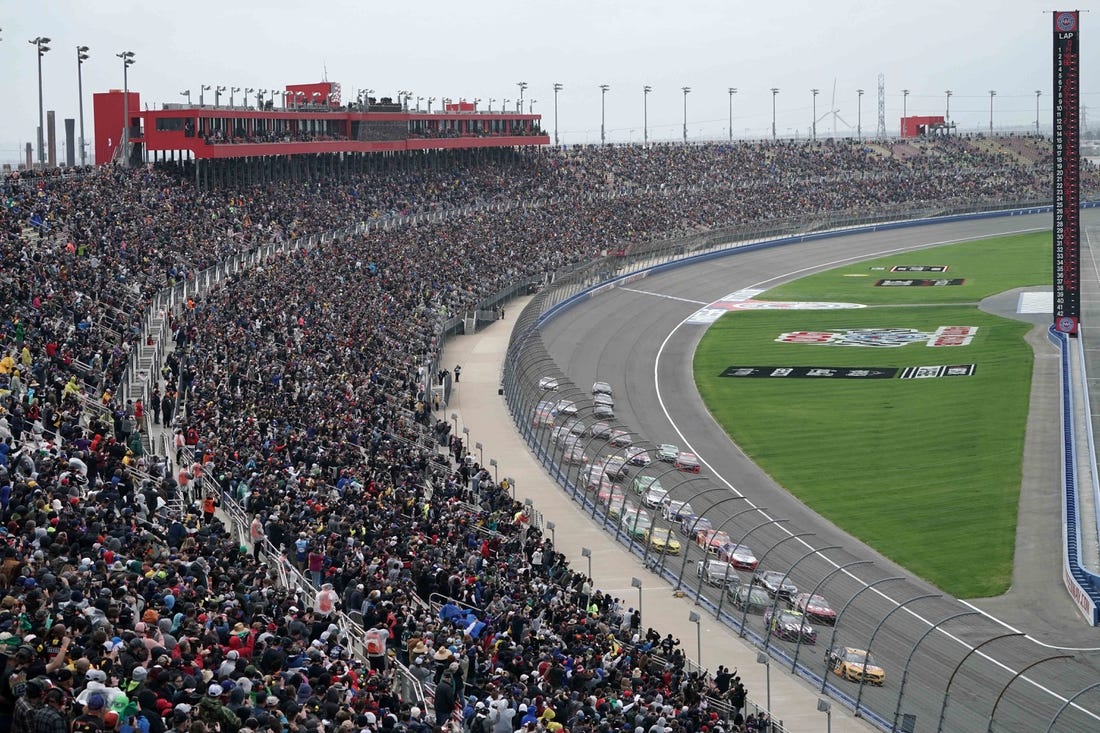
[619,508,652,539]
[532,399,558,427]
[622,446,651,467]
[678,514,712,538]
[560,417,589,437]
[662,500,695,522]
[596,456,629,482]
[606,494,631,520]
[539,376,560,391]
[674,451,701,473]
[592,381,613,396]
[593,403,615,419]
[585,466,617,493]
[554,399,578,416]
[825,646,885,686]
[752,569,798,601]
[562,444,588,465]
[642,484,670,509]
[589,421,614,440]
[608,429,633,448]
[597,485,627,508]
[593,392,615,408]
[656,444,680,463]
[792,593,837,625]
[695,529,732,554]
[764,608,817,644]
[697,559,739,588]
[645,527,682,555]
[728,583,771,614]
[716,543,759,571]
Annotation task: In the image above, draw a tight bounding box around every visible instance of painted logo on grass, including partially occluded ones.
[874,278,965,287]
[899,364,977,379]
[776,326,978,348]
[720,366,898,379]
[890,265,950,272]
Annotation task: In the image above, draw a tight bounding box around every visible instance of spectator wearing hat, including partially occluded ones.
[433,672,457,728]
[12,675,47,733]
[70,689,108,733]
[31,686,68,733]
[411,651,431,686]
[196,684,239,733]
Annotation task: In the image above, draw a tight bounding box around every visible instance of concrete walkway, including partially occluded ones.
[441,297,876,733]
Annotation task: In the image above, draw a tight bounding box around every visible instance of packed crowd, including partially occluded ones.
[0,137,1089,733]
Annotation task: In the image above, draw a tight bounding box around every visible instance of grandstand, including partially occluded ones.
[0,138,1093,733]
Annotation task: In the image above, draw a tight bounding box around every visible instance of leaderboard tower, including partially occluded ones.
[1053,10,1080,335]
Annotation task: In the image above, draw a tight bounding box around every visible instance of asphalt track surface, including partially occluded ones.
[536,212,1100,733]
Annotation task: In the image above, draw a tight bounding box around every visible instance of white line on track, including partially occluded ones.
[618,287,708,305]
[652,226,1100,722]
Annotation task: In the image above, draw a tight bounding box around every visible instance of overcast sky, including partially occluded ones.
[2,0,1092,165]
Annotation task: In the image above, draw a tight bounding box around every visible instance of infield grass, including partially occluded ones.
[693,232,1049,598]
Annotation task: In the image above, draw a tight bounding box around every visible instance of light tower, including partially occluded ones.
[811,88,819,140]
[681,86,691,143]
[856,88,864,141]
[599,84,610,145]
[30,36,52,167]
[876,73,886,138]
[76,45,90,166]
[770,88,779,140]
[552,83,563,146]
[727,87,737,141]
[117,51,135,167]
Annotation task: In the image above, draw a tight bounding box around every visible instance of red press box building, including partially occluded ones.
[899,115,949,138]
[93,82,548,184]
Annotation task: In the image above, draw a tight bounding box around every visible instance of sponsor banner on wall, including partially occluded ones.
[890,265,950,272]
[899,364,977,379]
[720,366,898,379]
[775,326,977,348]
[874,278,965,287]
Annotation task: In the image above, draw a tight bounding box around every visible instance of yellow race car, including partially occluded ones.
[826,646,885,686]
[645,527,682,555]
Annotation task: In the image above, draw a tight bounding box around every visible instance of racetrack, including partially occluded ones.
[536,212,1100,732]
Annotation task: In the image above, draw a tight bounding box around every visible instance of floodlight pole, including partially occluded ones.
[770,88,779,140]
[682,86,691,143]
[599,84,610,145]
[553,83,562,145]
[856,89,864,141]
[811,88,819,140]
[727,87,737,141]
